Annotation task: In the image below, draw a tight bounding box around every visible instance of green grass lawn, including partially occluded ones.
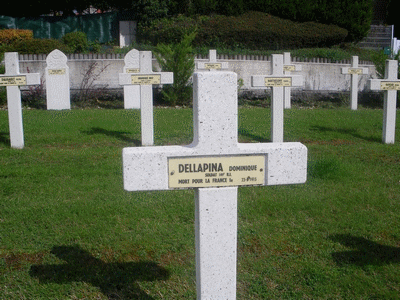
[1,107,399,299]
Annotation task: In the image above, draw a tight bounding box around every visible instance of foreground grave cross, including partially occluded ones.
[368,59,400,144]
[283,52,302,109]
[1,52,40,149]
[196,49,228,71]
[123,71,307,299]
[341,56,369,110]
[252,54,303,142]
[119,51,173,145]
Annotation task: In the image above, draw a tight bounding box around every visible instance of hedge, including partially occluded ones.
[0,29,33,44]
[139,12,348,50]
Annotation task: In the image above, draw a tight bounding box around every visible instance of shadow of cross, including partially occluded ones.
[329,234,400,267]
[29,245,170,299]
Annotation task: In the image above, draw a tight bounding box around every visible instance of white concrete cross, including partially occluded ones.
[123,71,307,299]
[1,52,40,149]
[283,52,302,109]
[341,56,369,110]
[196,49,228,71]
[251,54,303,143]
[368,59,400,144]
[119,51,173,145]
[46,49,70,110]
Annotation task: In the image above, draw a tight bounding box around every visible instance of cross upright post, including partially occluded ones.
[123,71,307,299]
[119,51,173,146]
[196,49,228,71]
[251,54,303,142]
[1,52,40,149]
[341,56,369,110]
[283,52,302,109]
[368,59,400,144]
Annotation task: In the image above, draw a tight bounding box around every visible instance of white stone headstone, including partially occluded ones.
[46,49,70,110]
[119,51,173,146]
[283,52,302,109]
[368,59,400,144]
[122,49,141,109]
[251,54,303,143]
[341,56,369,110]
[123,71,307,299]
[1,52,40,149]
[196,50,228,71]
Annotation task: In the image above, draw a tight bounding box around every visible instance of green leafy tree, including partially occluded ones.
[154,31,197,106]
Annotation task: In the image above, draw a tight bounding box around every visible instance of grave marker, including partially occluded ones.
[341,56,369,110]
[123,71,307,299]
[283,52,302,109]
[1,52,40,149]
[46,49,70,110]
[119,51,173,145]
[122,49,141,109]
[196,49,228,71]
[251,54,303,142]
[368,59,400,144]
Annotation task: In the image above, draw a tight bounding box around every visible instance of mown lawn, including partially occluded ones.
[1,107,399,299]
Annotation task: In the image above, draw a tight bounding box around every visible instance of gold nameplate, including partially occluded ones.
[380,81,400,90]
[265,77,292,87]
[168,155,265,189]
[0,76,27,86]
[48,69,66,75]
[283,65,296,72]
[348,68,363,75]
[131,75,161,85]
[126,68,140,73]
[205,63,222,70]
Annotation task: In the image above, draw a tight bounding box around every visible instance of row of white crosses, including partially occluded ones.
[123,71,308,299]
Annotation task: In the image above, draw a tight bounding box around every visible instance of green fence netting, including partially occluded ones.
[0,12,120,43]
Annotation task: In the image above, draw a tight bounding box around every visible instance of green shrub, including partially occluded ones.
[154,31,196,106]
[1,38,70,54]
[140,12,348,50]
[61,31,89,53]
[247,0,372,42]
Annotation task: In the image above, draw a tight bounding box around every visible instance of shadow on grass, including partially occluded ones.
[0,131,10,146]
[311,125,381,143]
[83,127,141,146]
[329,234,400,266]
[29,245,170,300]
[238,128,270,143]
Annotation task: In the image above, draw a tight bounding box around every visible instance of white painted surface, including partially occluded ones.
[46,49,70,110]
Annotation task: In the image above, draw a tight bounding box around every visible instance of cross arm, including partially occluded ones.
[122,142,307,192]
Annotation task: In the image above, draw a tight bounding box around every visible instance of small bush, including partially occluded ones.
[2,38,69,54]
[61,31,89,53]
[0,29,33,44]
[154,31,196,106]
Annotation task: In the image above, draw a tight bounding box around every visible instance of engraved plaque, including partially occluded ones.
[131,75,161,85]
[0,76,27,86]
[348,68,363,75]
[264,77,292,87]
[168,155,265,189]
[126,68,140,73]
[283,65,296,72]
[48,69,66,75]
[205,63,222,70]
[380,81,400,90]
